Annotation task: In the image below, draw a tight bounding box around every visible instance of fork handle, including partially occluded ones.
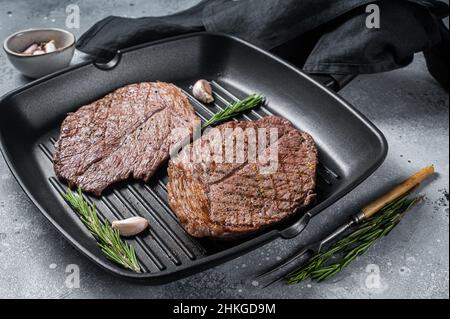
[361,165,435,219]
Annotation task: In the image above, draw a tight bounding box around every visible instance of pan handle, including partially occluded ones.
[308,73,357,92]
[92,50,122,71]
[279,212,312,239]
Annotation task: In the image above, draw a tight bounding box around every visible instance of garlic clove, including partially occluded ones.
[44,40,57,53]
[112,216,149,237]
[32,50,46,55]
[193,79,214,104]
[23,43,38,55]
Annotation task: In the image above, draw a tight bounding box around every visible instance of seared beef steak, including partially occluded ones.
[168,116,318,238]
[54,82,199,195]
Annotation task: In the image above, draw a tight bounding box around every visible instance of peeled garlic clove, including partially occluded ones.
[193,79,214,104]
[44,40,57,53]
[32,50,46,55]
[23,43,38,55]
[112,216,149,237]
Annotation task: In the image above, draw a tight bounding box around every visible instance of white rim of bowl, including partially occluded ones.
[3,28,76,58]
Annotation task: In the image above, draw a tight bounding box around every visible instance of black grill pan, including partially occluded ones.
[0,33,387,283]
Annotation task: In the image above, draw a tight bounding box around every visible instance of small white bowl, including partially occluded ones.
[3,28,76,78]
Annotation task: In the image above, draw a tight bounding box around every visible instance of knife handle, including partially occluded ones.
[361,165,435,219]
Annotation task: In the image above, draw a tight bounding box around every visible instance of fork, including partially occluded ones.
[255,165,435,288]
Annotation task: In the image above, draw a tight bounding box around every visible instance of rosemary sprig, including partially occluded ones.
[63,188,141,273]
[287,194,421,284]
[202,94,265,129]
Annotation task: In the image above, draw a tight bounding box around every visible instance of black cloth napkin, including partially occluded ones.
[76,0,449,88]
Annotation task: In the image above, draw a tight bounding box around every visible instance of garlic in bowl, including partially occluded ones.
[3,28,75,78]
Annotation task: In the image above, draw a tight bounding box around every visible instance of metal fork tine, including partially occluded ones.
[257,248,314,288]
[262,276,285,289]
[255,246,313,280]
[262,263,308,288]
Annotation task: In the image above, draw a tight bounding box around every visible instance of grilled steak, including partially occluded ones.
[167,116,318,238]
[53,82,199,195]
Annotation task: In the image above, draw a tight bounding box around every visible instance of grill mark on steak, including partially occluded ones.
[55,84,163,174]
[167,116,318,238]
[54,82,199,195]
[78,106,168,176]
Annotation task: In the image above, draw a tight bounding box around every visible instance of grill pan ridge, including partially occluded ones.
[0,33,387,283]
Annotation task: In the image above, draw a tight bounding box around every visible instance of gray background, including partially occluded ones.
[0,0,448,299]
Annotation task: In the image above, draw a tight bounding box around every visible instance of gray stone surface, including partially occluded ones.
[0,0,448,299]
